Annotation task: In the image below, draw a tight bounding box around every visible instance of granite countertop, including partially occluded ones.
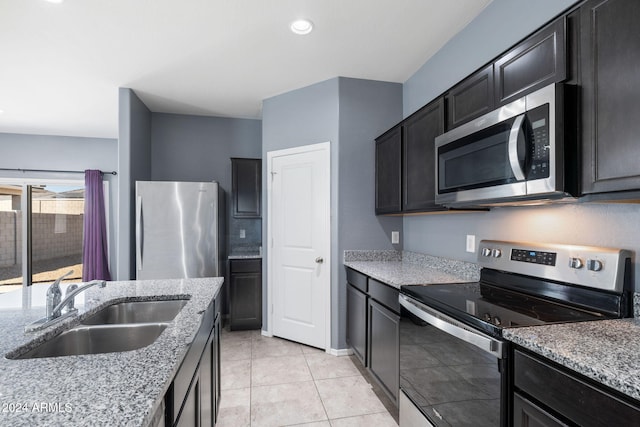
[0,277,222,426]
[228,254,262,259]
[503,318,640,401]
[343,250,480,288]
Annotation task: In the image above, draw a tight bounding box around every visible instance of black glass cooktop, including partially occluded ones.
[402,281,609,334]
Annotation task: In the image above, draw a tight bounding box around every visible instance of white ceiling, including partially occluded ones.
[0,0,492,139]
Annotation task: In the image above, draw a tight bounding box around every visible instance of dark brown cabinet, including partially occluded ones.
[367,298,399,405]
[495,17,567,106]
[446,16,566,130]
[375,126,402,214]
[231,158,261,218]
[446,64,495,129]
[579,0,640,195]
[346,268,368,366]
[168,295,221,427]
[346,268,399,406]
[513,348,640,426]
[229,259,262,331]
[375,98,446,215]
[403,98,446,212]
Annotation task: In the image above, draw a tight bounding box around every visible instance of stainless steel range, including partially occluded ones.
[398,240,633,427]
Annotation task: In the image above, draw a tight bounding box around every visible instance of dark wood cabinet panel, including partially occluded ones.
[169,295,221,427]
[375,126,402,214]
[446,64,494,129]
[346,283,367,366]
[495,17,567,106]
[232,158,261,218]
[513,394,568,427]
[513,349,640,426]
[579,0,640,194]
[367,299,399,405]
[229,259,262,331]
[403,98,446,212]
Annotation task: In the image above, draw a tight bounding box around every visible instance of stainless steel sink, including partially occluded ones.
[11,323,168,359]
[81,299,188,325]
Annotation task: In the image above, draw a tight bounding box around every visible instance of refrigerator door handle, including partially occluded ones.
[136,195,143,272]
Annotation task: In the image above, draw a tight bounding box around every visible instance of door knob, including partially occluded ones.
[315,257,324,264]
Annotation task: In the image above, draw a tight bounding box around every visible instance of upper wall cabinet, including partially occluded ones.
[375,126,402,214]
[446,16,567,130]
[375,98,446,215]
[446,65,494,129]
[403,98,447,213]
[231,158,262,218]
[494,17,567,106]
[579,0,640,195]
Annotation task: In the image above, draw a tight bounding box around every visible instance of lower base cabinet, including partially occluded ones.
[513,348,640,426]
[368,299,400,404]
[346,283,367,365]
[346,268,399,406]
[166,294,221,427]
[229,259,262,331]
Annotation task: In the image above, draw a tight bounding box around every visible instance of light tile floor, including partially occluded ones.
[217,329,398,427]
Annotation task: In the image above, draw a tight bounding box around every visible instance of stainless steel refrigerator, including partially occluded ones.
[135,181,224,280]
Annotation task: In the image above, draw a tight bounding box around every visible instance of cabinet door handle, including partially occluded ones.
[315,257,324,264]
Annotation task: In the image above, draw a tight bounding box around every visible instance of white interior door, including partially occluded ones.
[268,142,330,350]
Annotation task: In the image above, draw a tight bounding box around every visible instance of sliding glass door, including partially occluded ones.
[0,181,84,293]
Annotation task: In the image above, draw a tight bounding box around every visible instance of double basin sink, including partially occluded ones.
[11,299,188,359]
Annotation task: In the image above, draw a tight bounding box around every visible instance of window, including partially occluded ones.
[0,180,87,293]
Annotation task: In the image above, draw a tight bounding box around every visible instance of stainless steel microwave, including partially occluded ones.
[435,83,577,207]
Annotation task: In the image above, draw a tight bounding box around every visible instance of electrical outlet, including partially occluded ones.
[240,229,246,239]
[391,231,400,244]
[466,234,476,253]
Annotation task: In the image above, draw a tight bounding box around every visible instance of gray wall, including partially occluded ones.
[262,78,340,346]
[262,77,403,350]
[117,88,152,280]
[0,132,119,277]
[151,112,262,268]
[402,0,640,290]
[337,77,403,348]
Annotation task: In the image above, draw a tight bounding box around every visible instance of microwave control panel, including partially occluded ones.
[527,104,550,179]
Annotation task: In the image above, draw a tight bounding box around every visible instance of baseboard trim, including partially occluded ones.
[261,330,273,337]
[329,348,353,357]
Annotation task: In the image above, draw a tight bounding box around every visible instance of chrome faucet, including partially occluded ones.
[45,270,73,320]
[26,273,107,332]
[50,279,106,319]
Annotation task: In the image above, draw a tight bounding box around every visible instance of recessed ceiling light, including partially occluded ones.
[290,19,314,35]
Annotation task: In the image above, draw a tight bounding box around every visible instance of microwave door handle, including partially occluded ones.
[508,114,527,181]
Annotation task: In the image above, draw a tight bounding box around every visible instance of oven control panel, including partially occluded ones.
[478,240,631,293]
[510,249,557,266]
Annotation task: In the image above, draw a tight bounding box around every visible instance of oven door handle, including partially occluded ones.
[508,114,527,181]
[399,294,504,359]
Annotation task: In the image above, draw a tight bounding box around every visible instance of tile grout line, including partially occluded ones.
[303,350,332,425]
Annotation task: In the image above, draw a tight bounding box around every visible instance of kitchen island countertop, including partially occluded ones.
[0,277,222,426]
[503,318,640,402]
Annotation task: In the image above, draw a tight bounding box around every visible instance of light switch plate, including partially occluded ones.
[391,231,400,244]
[240,229,246,239]
[466,234,475,253]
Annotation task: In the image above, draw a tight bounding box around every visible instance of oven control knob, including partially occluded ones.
[491,249,502,258]
[569,257,583,269]
[587,259,603,272]
[481,248,492,257]
[483,313,492,322]
[493,316,502,326]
